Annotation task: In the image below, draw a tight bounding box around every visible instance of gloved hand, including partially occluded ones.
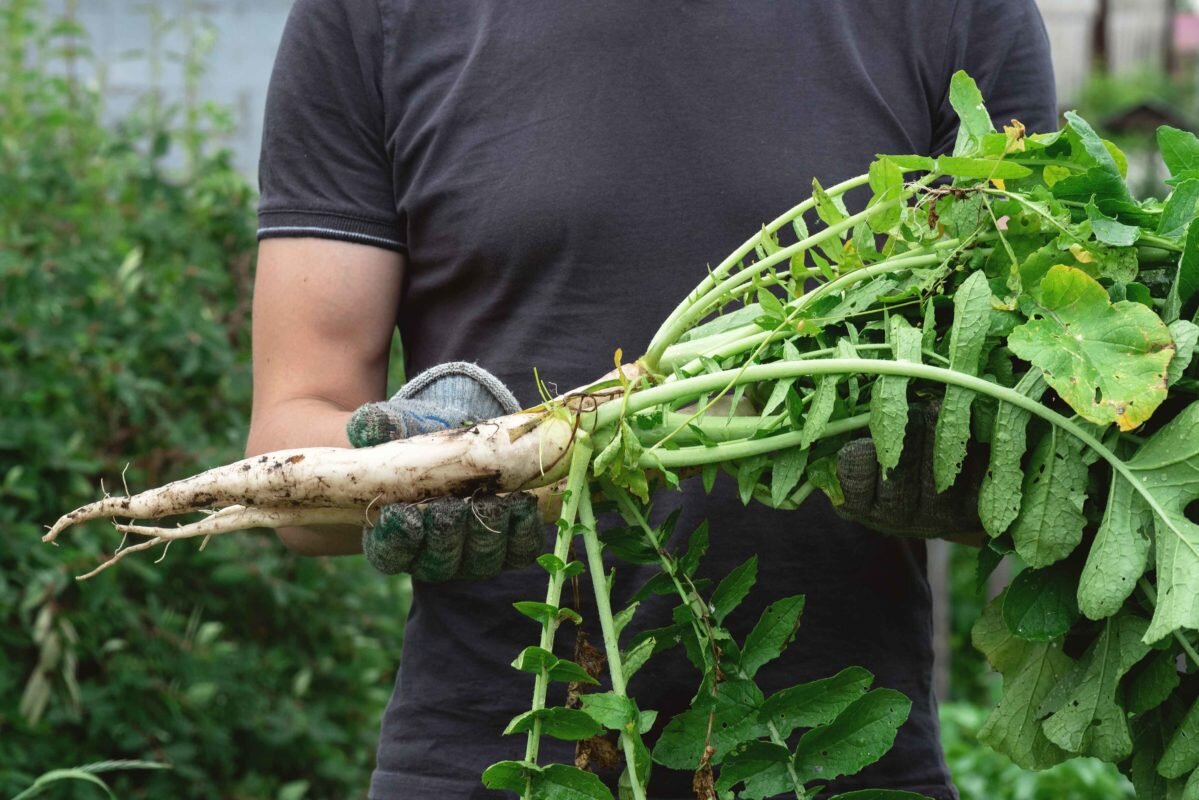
[833,402,984,539]
[346,362,545,581]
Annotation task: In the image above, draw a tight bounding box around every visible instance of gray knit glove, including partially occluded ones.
[346,362,545,581]
[834,402,984,539]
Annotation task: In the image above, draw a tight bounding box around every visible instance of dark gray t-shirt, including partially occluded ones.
[258,3,1056,798]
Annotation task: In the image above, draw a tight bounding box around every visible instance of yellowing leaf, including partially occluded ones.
[1009,265,1174,431]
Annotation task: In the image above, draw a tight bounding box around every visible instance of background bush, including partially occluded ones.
[0,4,408,798]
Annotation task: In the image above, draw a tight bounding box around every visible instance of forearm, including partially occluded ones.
[245,396,364,556]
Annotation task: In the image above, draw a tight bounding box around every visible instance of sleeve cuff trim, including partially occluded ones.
[257,224,404,249]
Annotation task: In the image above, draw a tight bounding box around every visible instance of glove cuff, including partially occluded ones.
[396,361,522,420]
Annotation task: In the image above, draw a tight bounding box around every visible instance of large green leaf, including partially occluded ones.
[713,741,792,800]
[791,689,912,784]
[934,270,993,491]
[1160,689,1199,779]
[978,370,1047,537]
[1128,402,1199,643]
[505,707,605,741]
[971,598,1073,770]
[1009,428,1089,569]
[1039,614,1151,761]
[740,594,805,678]
[759,666,874,739]
[1077,467,1153,620]
[652,679,766,769]
[1002,560,1080,641]
[1009,265,1174,431]
[1160,126,1199,178]
[1130,702,1190,800]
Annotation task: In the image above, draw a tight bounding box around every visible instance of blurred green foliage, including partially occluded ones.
[0,3,409,798]
[940,703,1135,800]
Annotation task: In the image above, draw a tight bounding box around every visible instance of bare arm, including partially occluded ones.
[246,237,404,555]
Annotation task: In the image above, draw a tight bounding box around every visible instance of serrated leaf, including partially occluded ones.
[937,156,1032,180]
[869,315,922,471]
[1002,560,1080,641]
[740,595,805,678]
[791,689,912,784]
[867,157,904,233]
[1159,179,1199,238]
[1066,111,1123,177]
[760,666,874,739]
[1040,614,1151,761]
[949,70,995,157]
[504,707,604,741]
[1078,468,1152,620]
[713,741,792,800]
[1009,428,1089,568]
[935,270,992,491]
[677,521,709,578]
[533,764,615,800]
[482,760,541,792]
[979,369,1047,537]
[813,177,848,227]
[1087,200,1141,246]
[770,447,808,507]
[971,597,1073,770]
[1009,265,1175,431]
[621,637,655,682]
[581,691,637,731]
[1161,126,1199,178]
[711,556,758,623]
[801,375,838,449]
[652,679,766,769]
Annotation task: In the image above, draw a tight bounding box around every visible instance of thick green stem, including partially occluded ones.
[523,437,595,790]
[765,720,807,799]
[577,488,648,800]
[643,413,870,468]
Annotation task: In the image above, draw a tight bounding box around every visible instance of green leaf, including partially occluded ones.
[880,153,936,172]
[621,636,656,682]
[1124,648,1180,715]
[801,374,839,449]
[937,156,1032,180]
[869,315,922,471]
[533,764,615,800]
[808,455,845,506]
[813,177,848,227]
[826,793,936,800]
[760,666,874,739]
[1126,402,1199,643]
[1009,428,1089,568]
[581,691,638,732]
[1002,560,1080,641]
[677,521,709,578]
[1162,695,1199,779]
[1066,111,1123,177]
[1130,700,1189,800]
[711,556,758,624]
[971,597,1073,770]
[1171,320,1199,387]
[740,595,805,678]
[1077,467,1152,620]
[652,679,766,769]
[1179,224,1199,310]
[935,271,992,491]
[1086,200,1141,247]
[949,70,995,157]
[482,760,541,793]
[791,689,912,784]
[978,370,1047,537]
[504,707,604,741]
[867,157,905,233]
[1040,614,1151,761]
[613,603,639,639]
[514,602,582,626]
[713,741,792,800]
[1159,179,1199,238]
[1009,265,1175,431]
[1160,126,1199,178]
[769,447,809,507]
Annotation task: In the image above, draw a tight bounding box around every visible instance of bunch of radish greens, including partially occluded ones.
[45,71,1199,799]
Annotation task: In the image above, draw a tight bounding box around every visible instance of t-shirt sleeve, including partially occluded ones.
[257,0,403,252]
[930,0,1058,156]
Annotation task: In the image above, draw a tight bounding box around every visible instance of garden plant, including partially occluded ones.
[45,73,1199,799]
